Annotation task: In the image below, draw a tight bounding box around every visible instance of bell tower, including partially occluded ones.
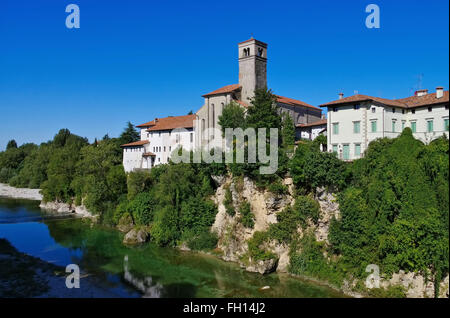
[238,38,268,103]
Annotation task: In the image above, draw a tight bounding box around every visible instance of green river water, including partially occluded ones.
[0,197,345,298]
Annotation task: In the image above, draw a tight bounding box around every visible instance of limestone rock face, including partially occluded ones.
[245,257,279,275]
[117,214,134,233]
[212,176,292,272]
[123,228,150,245]
[39,201,93,217]
[314,187,340,243]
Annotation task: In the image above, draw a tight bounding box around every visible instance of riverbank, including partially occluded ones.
[0,183,42,201]
[0,238,119,297]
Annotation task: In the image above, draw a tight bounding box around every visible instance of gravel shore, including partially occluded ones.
[0,183,43,201]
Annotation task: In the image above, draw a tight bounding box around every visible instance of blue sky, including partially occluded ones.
[0,0,448,150]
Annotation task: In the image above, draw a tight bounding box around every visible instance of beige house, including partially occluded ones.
[321,88,449,161]
[195,38,322,149]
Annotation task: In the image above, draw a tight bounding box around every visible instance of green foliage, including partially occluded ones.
[239,201,255,228]
[281,112,295,149]
[247,231,275,261]
[329,131,449,283]
[289,141,347,193]
[187,231,219,251]
[126,170,153,200]
[6,140,17,150]
[224,185,235,216]
[218,101,246,136]
[126,192,155,225]
[268,195,320,244]
[267,178,288,195]
[119,121,140,145]
[289,234,344,286]
[246,88,281,132]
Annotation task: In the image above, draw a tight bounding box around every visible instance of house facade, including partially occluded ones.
[121,115,196,172]
[195,38,322,150]
[296,118,327,141]
[321,88,449,161]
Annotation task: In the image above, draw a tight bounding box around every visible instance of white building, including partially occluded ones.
[296,118,327,141]
[121,114,195,172]
[320,88,449,161]
[195,38,322,150]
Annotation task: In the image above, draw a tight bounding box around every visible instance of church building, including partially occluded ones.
[194,38,322,149]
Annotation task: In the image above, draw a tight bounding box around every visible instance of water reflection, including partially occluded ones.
[123,255,163,298]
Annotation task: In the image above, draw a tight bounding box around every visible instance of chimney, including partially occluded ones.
[436,87,444,99]
[415,89,428,97]
[338,93,344,99]
[155,118,158,122]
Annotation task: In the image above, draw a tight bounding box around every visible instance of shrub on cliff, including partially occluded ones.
[329,131,449,285]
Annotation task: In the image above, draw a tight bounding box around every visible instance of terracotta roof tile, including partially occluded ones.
[275,95,321,111]
[320,91,449,109]
[297,119,327,128]
[120,140,149,147]
[147,114,195,132]
[320,94,406,108]
[394,91,449,108]
[202,84,241,97]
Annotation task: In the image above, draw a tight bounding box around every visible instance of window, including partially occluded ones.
[392,120,396,132]
[427,120,434,133]
[176,134,180,143]
[411,121,417,133]
[164,146,166,152]
[355,144,361,157]
[428,107,432,112]
[332,145,338,154]
[446,105,449,110]
[159,132,161,137]
[353,121,360,134]
[333,107,338,112]
[371,107,376,113]
[354,104,360,110]
[402,121,406,131]
[412,109,416,114]
[371,120,377,132]
[392,108,396,113]
[169,146,171,152]
[445,119,449,132]
[343,144,350,160]
[332,123,339,135]
[147,133,149,138]
[211,104,215,129]
[402,109,405,114]
[190,133,193,143]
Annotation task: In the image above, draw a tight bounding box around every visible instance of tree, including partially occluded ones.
[6,140,17,150]
[218,101,246,136]
[281,112,295,149]
[119,122,139,145]
[246,88,281,133]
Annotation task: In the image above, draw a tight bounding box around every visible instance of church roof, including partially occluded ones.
[146,114,196,132]
[202,84,241,97]
[120,140,149,147]
[275,95,321,111]
[296,119,327,128]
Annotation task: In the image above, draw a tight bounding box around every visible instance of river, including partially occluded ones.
[0,197,345,298]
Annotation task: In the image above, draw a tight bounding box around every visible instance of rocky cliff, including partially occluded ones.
[209,175,449,298]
